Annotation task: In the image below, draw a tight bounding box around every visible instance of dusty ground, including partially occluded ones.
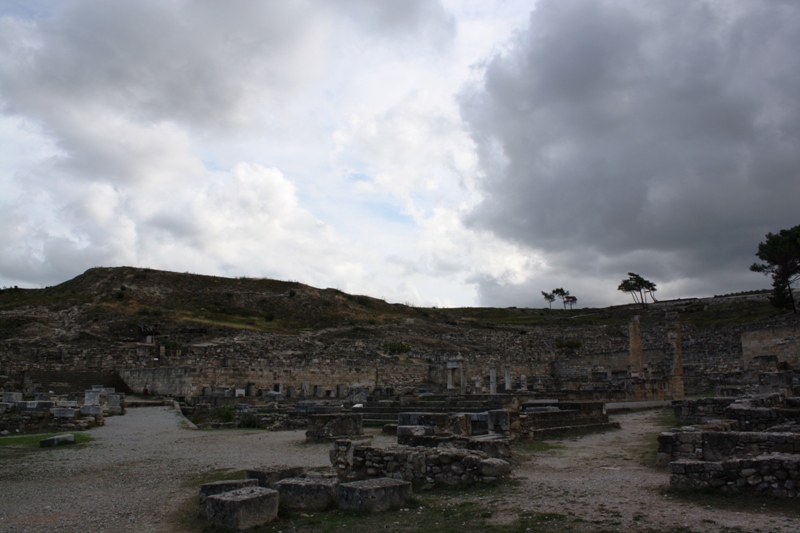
[0,407,797,533]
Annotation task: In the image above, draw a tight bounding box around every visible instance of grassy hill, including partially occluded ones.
[0,266,787,348]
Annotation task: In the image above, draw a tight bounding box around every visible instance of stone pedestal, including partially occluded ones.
[275,477,339,511]
[338,478,412,513]
[205,487,279,530]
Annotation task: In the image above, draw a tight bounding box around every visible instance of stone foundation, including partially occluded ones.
[330,439,511,490]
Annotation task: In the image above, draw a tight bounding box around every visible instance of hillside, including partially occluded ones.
[0,267,790,351]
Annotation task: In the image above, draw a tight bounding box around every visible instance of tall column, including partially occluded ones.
[489,367,497,395]
[459,364,466,395]
[504,366,511,391]
[629,315,643,377]
[666,312,685,398]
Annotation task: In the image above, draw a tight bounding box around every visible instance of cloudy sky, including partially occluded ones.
[1,0,798,308]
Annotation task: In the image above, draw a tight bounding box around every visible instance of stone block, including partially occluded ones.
[396,425,435,437]
[39,434,75,447]
[205,487,279,530]
[51,408,76,419]
[479,458,511,477]
[338,478,412,513]
[80,405,103,416]
[245,466,305,488]
[199,479,258,517]
[0,403,10,414]
[306,413,363,442]
[2,392,22,403]
[275,477,339,511]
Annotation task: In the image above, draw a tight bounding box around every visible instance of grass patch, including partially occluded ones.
[181,468,246,489]
[176,486,572,533]
[0,432,93,460]
[514,440,564,456]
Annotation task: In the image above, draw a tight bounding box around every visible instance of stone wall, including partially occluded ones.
[658,430,800,465]
[669,455,800,499]
[329,439,511,490]
[119,367,194,396]
[742,327,800,368]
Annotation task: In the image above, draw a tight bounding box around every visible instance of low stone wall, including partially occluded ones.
[673,397,737,425]
[670,455,800,499]
[673,395,800,430]
[329,440,511,490]
[306,413,363,442]
[0,401,102,433]
[658,430,800,466]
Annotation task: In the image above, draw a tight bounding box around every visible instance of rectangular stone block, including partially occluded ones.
[245,466,305,488]
[275,477,339,511]
[51,408,76,419]
[205,487,278,530]
[80,405,103,416]
[3,392,22,403]
[40,434,75,447]
[199,479,258,518]
[338,478,412,513]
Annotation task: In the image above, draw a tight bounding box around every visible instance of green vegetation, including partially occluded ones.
[750,223,800,314]
[178,480,574,533]
[556,340,582,349]
[0,432,93,460]
[382,339,412,355]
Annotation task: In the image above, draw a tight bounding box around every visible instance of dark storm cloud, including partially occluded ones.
[461,0,800,304]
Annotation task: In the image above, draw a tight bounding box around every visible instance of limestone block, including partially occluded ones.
[2,392,22,403]
[275,477,339,511]
[396,425,435,437]
[338,478,412,512]
[205,487,279,530]
[479,458,511,477]
[80,405,103,416]
[39,434,75,447]
[245,466,305,488]
[51,408,76,419]
[199,479,258,517]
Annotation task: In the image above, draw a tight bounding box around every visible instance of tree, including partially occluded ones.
[564,295,577,309]
[617,273,657,308]
[541,291,556,309]
[552,287,570,309]
[750,224,800,314]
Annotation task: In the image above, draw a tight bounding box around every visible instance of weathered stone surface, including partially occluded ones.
[338,478,412,512]
[479,457,511,477]
[39,434,75,447]
[306,413,363,442]
[199,479,258,517]
[245,466,305,488]
[205,487,279,530]
[274,477,339,511]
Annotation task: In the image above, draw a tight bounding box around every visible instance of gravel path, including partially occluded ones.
[0,407,798,532]
[0,406,348,533]
[502,410,799,533]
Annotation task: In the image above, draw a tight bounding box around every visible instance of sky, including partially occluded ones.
[0,0,798,309]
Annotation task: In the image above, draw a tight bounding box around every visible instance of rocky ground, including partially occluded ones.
[0,407,797,533]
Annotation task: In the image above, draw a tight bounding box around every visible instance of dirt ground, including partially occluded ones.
[0,407,797,533]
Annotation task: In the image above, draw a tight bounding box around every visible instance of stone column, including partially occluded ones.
[629,315,643,377]
[519,374,527,390]
[504,366,511,392]
[459,364,466,395]
[489,367,497,395]
[666,312,685,398]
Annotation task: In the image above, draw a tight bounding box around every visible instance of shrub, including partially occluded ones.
[215,403,236,423]
[556,340,582,349]
[383,339,411,355]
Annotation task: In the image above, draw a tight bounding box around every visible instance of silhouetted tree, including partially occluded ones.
[617,273,657,308]
[541,291,555,309]
[750,224,800,314]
